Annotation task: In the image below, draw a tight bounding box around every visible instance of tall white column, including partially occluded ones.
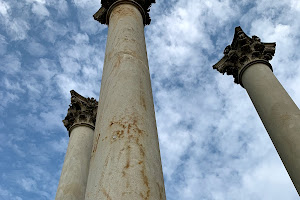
[213,27,300,195]
[55,90,98,200]
[242,62,300,194]
[85,1,166,199]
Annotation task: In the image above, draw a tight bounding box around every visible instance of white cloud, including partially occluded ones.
[0,0,10,16]
[25,0,46,4]
[18,178,37,192]
[0,186,22,200]
[0,1,30,40]
[71,0,105,33]
[0,54,21,74]
[6,19,30,41]
[291,0,300,11]
[42,20,69,43]
[0,91,19,110]
[54,0,69,16]
[3,78,25,93]
[73,32,89,44]
[27,41,48,57]
[145,0,300,199]
[147,0,239,83]
[54,32,104,98]
[0,34,7,55]
[32,58,59,81]
[50,137,68,153]
[32,2,50,17]
[0,0,300,199]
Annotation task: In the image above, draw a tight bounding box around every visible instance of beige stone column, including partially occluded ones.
[55,90,98,200]
[213,27,300,195]
[85,1,166,199]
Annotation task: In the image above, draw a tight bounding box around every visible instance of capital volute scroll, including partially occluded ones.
[213,26,276,87]
[63,90,98,136]
[93,0,155,25]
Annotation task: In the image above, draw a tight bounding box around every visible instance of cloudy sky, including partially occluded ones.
[0,0,300,199]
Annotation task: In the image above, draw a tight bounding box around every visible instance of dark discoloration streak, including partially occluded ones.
[97,156,111,199]
[114,130,125,140]
[92,133,101,154]
[136,137,145,157]
[110,51,144,73]
[121,51,141,60]
[140,78,147,110]
[109,120,126,129]
[112,6,137,21]
[118,147,125,160]
[127,124,131,134]
[122,145,131,180]
[104,156,109,167]
[135,134,149,200]
[98,156,110,190]
[61,183,82,198]
[109,116,146,143]
[140,166,150,200]
[101,187,112,200]
[124,158,130,169]
[108,115,150,197]
[157,182,165,200]
[140,95,147,110]
[132,118,145,135]
[113,55,121,69]
[102,136,108,142]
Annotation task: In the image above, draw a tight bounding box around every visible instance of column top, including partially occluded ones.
[213,26,276,86]
[63,90,98,136]
[93,0,155,25]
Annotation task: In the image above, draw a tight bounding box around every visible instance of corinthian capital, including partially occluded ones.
[213,26,276,86]
[93,0,155,25]
[63,90,98,135]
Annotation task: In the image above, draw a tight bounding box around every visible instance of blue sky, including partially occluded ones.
[0,0,300,199]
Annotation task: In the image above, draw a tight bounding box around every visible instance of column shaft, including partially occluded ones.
[55,126,94,200]
[213,26,300,195]
[85,3,166,200]
[242,63,300,194]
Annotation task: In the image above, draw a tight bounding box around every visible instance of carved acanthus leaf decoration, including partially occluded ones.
[63,90,98,134]
[213,26,276,85]
[93,0,155,25]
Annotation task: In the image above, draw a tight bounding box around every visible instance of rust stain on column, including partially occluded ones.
[85,2,166,200]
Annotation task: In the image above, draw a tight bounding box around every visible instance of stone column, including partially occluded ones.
[85,0,166,199]
[55,90,98,200]
[213,26,300,195]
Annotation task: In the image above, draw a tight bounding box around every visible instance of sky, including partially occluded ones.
[0,0,300,199]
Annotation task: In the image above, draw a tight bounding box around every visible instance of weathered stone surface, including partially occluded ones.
[56,91,97,200]
[85,3,166,200]
[93,0,155,25]
[242,63,300,195]
[63,90,98,135]
[55,126,95,200]
[213,26,276,85]
[213,26,300,195]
